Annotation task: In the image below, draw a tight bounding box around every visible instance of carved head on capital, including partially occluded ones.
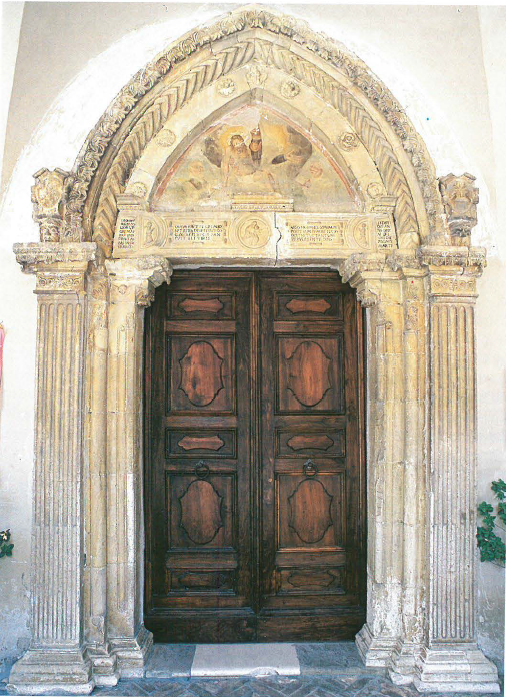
[439,173,479,241]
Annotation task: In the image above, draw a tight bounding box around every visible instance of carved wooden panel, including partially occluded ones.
[277,336,343,413]
[170,292,235,319]
[278,472,345,549]
[276,430,346,457]
[168,473,234,549]
[169,336,235,413]
[276,293,343,320]
[277,567,345,594]
[166,430,236,458]
[169,570,234,592]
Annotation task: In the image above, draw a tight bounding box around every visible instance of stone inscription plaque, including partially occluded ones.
[288,221,346,247]
[169,221,229,246]
[116,217,137,250]
[376,219,395,250]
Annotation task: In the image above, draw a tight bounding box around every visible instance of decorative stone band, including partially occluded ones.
[13,242,98,285]
[417,245,486,272]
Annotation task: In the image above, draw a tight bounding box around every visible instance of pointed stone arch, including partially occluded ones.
[10,6,499,696]
[59,7,447,254]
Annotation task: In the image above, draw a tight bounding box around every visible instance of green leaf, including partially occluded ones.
[478,502,494,516]
[492,479,506,501]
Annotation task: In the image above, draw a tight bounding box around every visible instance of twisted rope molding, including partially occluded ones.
[62,6,444,243]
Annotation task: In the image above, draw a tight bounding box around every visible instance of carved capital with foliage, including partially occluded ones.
[105,256,172,307]
[14,242,97,293]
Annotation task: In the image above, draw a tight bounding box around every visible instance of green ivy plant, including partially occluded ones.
[0,529,14,559]
[477,479,506,567]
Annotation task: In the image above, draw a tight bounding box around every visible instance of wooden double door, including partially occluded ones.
[144,270,365,642]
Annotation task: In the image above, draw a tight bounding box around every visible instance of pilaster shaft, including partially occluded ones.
[104,257,171,677]
[9,243,97,696]
[414,246,499,693]
[341,254,407,667]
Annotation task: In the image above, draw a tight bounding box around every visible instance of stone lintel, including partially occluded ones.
[7,648,94,695]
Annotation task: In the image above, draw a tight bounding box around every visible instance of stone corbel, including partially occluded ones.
[105,256,172,307]
[339,252,390,307]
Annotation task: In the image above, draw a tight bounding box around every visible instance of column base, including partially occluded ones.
[413,644,500,693]
[7,648,94,695]
[389,639,423,685]
[86,643,119,687]
[355,623,397,668]
[109,625,153,678]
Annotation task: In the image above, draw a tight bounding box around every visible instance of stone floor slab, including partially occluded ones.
[191,645,300,678]
[295,641,384,677]
[145,645,195,678]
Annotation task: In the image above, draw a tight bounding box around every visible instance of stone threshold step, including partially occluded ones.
[145,641,385,679]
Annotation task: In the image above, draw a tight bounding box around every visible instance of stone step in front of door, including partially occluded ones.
[145,642,385,679]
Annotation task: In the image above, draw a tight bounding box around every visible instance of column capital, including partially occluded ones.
[417,244,486,274]
[338,253,402,307]
[14,242,98,293]
[105,256,172,307]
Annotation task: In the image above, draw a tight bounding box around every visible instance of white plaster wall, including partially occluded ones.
[0,1,504,677]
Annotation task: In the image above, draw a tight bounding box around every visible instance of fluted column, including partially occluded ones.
[9,242,97,696]
[414,246,499,693]
[104,257,171,677]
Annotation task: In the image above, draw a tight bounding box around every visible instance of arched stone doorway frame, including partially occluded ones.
[9,7,499,695]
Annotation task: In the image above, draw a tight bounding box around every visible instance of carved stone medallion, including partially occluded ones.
[236,216,271,249]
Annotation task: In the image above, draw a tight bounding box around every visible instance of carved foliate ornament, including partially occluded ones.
[31,168,69,242]
[439,173,479,240]
[280,79,300,99]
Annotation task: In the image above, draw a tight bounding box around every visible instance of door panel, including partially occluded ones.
[258,274,364,640]
[144,273,255,642]
[144,270,365,642]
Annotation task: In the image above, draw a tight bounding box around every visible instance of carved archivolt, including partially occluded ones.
[58,6,446,251]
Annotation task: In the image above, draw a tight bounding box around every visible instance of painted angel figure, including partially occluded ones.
[203,127,275,193]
